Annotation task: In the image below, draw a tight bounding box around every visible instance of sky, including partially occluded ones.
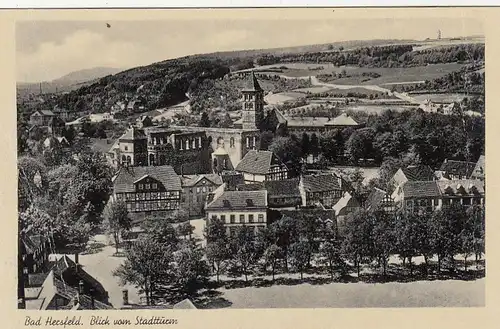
[16,17,483,83]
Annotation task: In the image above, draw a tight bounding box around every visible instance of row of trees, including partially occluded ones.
[202,203,484,285]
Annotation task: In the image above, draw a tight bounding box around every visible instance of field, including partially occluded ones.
[265,91,306,105]
[255,63,466,87]
[410,93,469,103]
[221,278,484,308]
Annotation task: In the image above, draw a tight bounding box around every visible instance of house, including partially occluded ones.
[205,184,268,237]
[363,187,395,214]
[438,159,476,180]
[24,270,112,310]
[299,173,348,208]
[29,110,55,126]
[263,178,302,208]
[235,150,289,183]
[470,155,485,181]
[136,115,153,128]
[391,179,484,213]
[112,165,182,215]
[220,171,245,190]
[47,116,66,136]
[390,165,436,192]
[20,232,51,276]
[332,191,361,222]
[52,106,70,121]
[181,174,223,218]
[127,99,146,113]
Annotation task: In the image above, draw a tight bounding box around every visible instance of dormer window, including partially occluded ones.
[246,199,254,207]
[222,199,231,208]
[145,184,150,190]
[152,183,157,190]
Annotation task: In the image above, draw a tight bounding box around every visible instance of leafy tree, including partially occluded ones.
[300,133,310,158]
[319,129,343,163]
[103,200,132,254]
[372,212,396,276]
[142,217,179,248]
[310,133,320,161]
[199,112,211,127]
[172,243,210,295]
[269,216,299,272]
[394,211,420,276]
[465,205,485,271]
[289,240,311,279]
[230,226,257,282]
[319,240,344,280]
[340,209,374,277]
[206,241,229,283]
[269,136,303,177]
[263,244,282,281]
[113,237,174,306]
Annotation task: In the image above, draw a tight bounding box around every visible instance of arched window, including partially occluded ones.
[230,137,235,148]
[126,156,132,165]
[217,137,224,146]
[149,154,155,166]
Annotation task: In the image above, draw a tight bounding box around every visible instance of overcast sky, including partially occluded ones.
[16,17,483,83]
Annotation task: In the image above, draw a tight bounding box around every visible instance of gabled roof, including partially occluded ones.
[235,150,285,175]
[364,187,389,211]
[436,179,485,195]
[113,165,181,193]
[327,113,359,126]
[301,173,342,193]
[32,110,55,117]
[22,233,48,255]
[264,178,300,198]
[119,126,147,141]
[401,165,436,181]
[439,159,476,178]
[402,181,441,199]
[181,174,223,187]
[332,192,359,215]
[471,155,485,179]
[173,298,197,309]
[206,189,267,210]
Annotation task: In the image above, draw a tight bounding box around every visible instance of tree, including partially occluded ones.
[394,211,419,276]
[142,217,179,248]
[310,133,320,161]
[172,243,210,295]
[300,133,310,159]
[113,237,174,306]
[206,241,229,283]
[259,131,274,150]
[103,200,132,254]
[269,216,299,272]
[230,226,257,283]
[372,212,396,277]
[465,205,485,271]
[340,209,374,277]
[269,136,303,177]
[319,240,344,280]
[199,112,211,127]
[289,240,311,279]
[263,244,282,281]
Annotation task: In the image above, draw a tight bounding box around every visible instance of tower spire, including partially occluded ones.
[250,71,263,91]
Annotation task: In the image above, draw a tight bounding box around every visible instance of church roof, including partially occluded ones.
[242,71,263,92]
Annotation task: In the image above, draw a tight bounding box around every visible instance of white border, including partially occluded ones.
[2,0,500,9]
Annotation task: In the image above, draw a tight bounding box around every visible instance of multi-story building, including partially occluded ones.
[235,150,289,183]
[115,126,148,167]
[29,110,55,126]
[20,232,50,276]
[390,165,436,193]
[263,178,302,208]
[181,174,223,218]
[437,159,476,180]
[111,165,182,215]
[299,173,350,208]
[205,184,268,237]
[391,179,485,213]
[363,187,396,214]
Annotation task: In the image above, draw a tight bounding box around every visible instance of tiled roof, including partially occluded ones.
[301,173,342,193]
[28,273,49,287]
[181,174,223,187]
[113,165,181,193]
[22,233,47,255]
[402,181,441,198]
[235,150,284,175]
[264,178,300,198]
[439,160,476,178]
[364,187,388,211]
[236,183,264,191]
[119,127,147,141]
[436,179,485,195]
[401,165,436,181]
[242,71,263,92]
[471,155,485,179]
[206,189,267,210]
[286,113,359,128]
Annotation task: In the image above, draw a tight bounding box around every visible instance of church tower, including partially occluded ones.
[241,71,265,130]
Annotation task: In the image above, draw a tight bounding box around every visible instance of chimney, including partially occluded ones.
[122,289,129,305]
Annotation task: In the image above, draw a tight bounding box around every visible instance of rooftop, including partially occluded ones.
[401,165,436,181]
[402,181,441,199]
[235,150,285,175]
[113,165,181,194]
[264,178,300,198]
[301,173,342,193]
[286,113,359,128]
[206,189,267,210]
[439,159,476,178]
[181,174,223,187]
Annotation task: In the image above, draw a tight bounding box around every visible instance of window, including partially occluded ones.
[209,187,213,192]
[230,137,235,148]
[160,192,166,199]
[211,215,217,220]
[152,183,157,189]
[145,184,151,190]
[240,214,245,223]
[249,214,254,223]
[230,215,236,223]
[189,189,193,193]
[124,146,128,151]
[221,215,226,222]
[202,186,207,193]
[196,187,201,193]
[138,184,143,190]
[258,214,264,223]
[145,192,151,199]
